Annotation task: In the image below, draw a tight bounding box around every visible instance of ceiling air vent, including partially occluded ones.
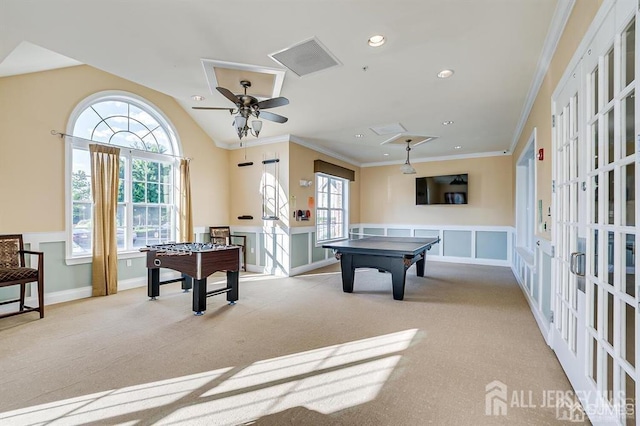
[269,37,341,77]
[369,123,407,136]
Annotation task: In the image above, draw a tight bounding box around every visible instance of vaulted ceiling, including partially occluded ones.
[0,0,565,166]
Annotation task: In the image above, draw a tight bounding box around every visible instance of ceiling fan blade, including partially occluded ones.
[256,96,289,110]
[259,111,288,123]
[192,106,234,111]
[216,86,240,105]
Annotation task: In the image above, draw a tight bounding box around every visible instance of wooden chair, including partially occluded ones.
[0,234,44,319]
[209,226,246,271]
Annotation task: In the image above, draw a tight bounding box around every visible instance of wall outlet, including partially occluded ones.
[126,259,132,267]
[251,248,255,254]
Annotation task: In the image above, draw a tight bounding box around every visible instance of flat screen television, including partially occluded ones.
[416,174,468,205]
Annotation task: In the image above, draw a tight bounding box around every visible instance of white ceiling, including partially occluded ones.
[0,0,566,167]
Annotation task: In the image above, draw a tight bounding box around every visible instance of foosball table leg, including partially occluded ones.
[148,268,160,300]
[182,274,193,292]
[192,277,208,315]
[226,270,239,305]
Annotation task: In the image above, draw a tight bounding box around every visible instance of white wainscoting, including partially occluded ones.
[512,235,554,345]
[8,225,516,312]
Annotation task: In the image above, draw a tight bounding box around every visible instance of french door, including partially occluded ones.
[552,2,638,424]
[553,58,586,392]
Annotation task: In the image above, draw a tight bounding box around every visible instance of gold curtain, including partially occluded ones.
[179,158,193,242]
[89,144,120,296]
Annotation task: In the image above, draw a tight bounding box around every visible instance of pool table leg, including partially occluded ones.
[390,263,407,301]
[340,254,355,293]
[415,251,426,277]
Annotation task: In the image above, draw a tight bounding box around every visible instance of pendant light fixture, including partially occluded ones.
[400,139,416,174]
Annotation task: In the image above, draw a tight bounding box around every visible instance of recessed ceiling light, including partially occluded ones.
[442,120,454,125]
[191,95,205,101]
[437,69,454,79]
[454,145,462,150]
[355,134,364,138]
[383,153,389,156]
[368,35,386,47]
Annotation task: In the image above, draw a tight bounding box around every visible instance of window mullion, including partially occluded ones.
[327,177,335,235]
[125,152,134,249]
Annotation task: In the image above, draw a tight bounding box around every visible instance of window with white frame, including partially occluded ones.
[315,173,349,242]
[68,94,180,257]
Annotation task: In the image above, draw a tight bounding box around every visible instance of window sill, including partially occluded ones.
[65,250,146,266]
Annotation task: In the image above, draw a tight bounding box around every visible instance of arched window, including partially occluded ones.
[67,92,181,257]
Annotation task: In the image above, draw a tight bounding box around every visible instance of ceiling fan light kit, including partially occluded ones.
[193,79,289,141]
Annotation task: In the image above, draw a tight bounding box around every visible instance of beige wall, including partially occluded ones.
[0,65,229,234]
[0,2,606,238]
[288,142,361,228]
[512,0,602,240]
[228,141,290,227]
[227,140,361,229]
[360,155,513,226]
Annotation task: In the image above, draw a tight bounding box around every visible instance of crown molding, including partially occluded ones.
[215,132,507,168]
[509,0,576,153]
[288,135,360,167]
[361,150,510,168]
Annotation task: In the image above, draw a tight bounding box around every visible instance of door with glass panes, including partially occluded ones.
[552,3,637,424]
[552,56,586,392]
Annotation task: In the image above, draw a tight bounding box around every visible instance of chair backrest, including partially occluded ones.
[210,226,231,245]
[0,234,24,268]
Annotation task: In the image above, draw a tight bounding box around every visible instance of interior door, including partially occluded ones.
[552,4,638,424]
[583,15,638,426]
[552,60,587,391]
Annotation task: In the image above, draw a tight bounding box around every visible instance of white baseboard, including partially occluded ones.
[511,264,552,345]
[118,276,151,292]
[0,286,92,315]
[0,270,182,314]
[290,258,338,276]
[245,264,269,274]
[428,256,510,268]
[1,254,508,315]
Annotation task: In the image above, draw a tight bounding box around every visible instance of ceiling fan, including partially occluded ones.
[193,80,289,140]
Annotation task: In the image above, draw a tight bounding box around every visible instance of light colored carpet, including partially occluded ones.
[0,262,587,425]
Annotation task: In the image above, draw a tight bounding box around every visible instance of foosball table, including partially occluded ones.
[141,242,240,315]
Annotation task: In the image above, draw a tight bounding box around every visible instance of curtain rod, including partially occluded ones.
[51,130,191,161]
